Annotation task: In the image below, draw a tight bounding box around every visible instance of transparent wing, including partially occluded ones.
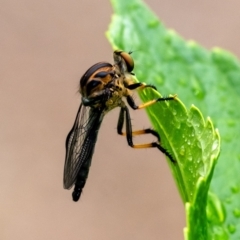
[63,103,103,189]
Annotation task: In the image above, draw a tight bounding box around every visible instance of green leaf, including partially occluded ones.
[138,88,220,204]
[106,0,240,239]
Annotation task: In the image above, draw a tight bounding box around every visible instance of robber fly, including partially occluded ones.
[64,50,176,202]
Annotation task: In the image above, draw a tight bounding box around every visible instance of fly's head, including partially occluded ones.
[113,50,134,75]
[113,50,136,87]
[79,62,124,109]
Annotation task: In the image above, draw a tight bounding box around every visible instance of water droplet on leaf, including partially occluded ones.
[179,146,185,156]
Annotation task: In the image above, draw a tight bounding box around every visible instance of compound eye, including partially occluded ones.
[120,51,134,72]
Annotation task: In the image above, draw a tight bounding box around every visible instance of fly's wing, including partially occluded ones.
[64,104,103,189]
[64,103,88,189]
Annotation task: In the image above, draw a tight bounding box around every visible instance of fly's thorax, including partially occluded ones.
[79,62,126,109]
[104,91,123,111]
[78,51,135,110]
[80,65,114,98]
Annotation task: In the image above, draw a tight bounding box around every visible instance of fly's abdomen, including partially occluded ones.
[72,155,92,201]
[72,183,84,202]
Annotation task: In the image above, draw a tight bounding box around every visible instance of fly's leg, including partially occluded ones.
[126,82,177,109]
[126,82,157,91]
[117,106,176,163]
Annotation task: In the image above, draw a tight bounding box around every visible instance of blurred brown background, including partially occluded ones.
[1,0,240,239]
